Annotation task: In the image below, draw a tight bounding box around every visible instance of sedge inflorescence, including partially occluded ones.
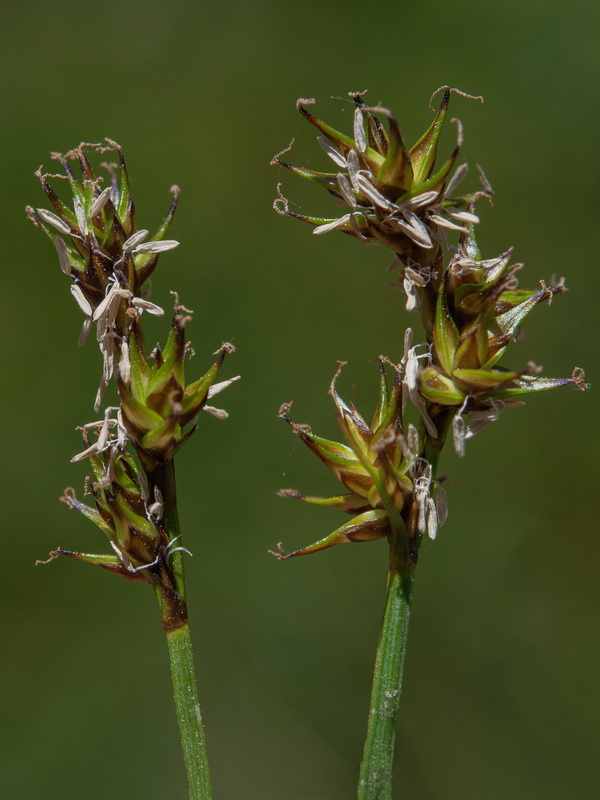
[30,142,238,608]
[272,87,586,565]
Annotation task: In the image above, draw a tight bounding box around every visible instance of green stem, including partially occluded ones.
[153,459,212,800]
[165,623,212,800]
[358,410,452,798]
[358,559,415,799]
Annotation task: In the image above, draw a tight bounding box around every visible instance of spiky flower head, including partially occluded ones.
[274,359,447,568]
[27,140,180,409]
[273,88,486,272]
[409,220,588,455]
[32,142,240,624]
[40,412,189,626]
[118,298,239,474]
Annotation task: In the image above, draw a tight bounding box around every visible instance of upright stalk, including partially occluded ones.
[358,512,415,800]
[155,460,212,800]
[164,623,212,800]
[273,87,586,800]
[31,140,239,800]
[358,414,452,799]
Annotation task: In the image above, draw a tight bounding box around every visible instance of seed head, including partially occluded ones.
[116,298,239,474]
[273,90,488,270]
[274,359,446,565]
[27,141,180,409]
[415,220,587,455]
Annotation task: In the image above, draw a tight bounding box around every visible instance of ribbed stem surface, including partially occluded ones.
[165,623,212,800]
[358,568,414,799]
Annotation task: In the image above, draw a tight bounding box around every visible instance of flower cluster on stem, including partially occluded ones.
[30,141,238,626]
[31,141,234,798]
[273,87,586,562]
[272,87,586,800]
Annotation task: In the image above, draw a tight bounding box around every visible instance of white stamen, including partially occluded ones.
[138,470,149,502]
[132,298,165,316]
[54,236,72,275]
[79,419,117,432]
[427,498,438,540]
[414,464,433,536]
[447,208,479,224]
[100,333,115,383]
[101,448,117,486]
[313,214,352,235]
[418,501,428,535]
[116,408,128,450]
[74,198,88,236]
[465,403,502,438]
[109,181,120,209]
[93,281,130,322]
[94,378,108,413]
[70,284,93,316]
[404,211,433,242]
[207,375,241,399]
[89,187,112,218]
[122,230,149,252]
[70,442,99,463]
[355,174,392,210]
[436,486,448,525]
[119,339,131,384]
[134,239,180,254]
[404,275,418,311]
[404,348,438,438]
[452,412,466,457]
[317,136,347,168]
[405,350,419,394]
[444,163,469,197]
[96,415,112,453]
[428,214,468,233]
[402,328,414,366]
[71,408,113,463]
[148,486,164,521]
[346,149,361,189]
[203,405,229,419]
[353,107,367,153]
[407,424,419,456]
[37,208,71,235]
[78,317,92,347]
[404,190,439,210]
[405,265,429,288]
[337,173,356,207]
[395,219,433,248]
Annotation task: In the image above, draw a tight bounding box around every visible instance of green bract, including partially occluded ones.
[276,359,446,566]
[273,90,484,272]
[413,221,586,455]
[58,446,166,584]
[119,309,236,471]
[28,141,178,296]
[28,140,181,410]
[30,142,239,593]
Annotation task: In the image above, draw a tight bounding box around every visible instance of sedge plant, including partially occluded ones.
[28,141,239,800]
[272,88,587,798]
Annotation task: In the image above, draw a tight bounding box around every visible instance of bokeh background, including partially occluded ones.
[2,1,599,797]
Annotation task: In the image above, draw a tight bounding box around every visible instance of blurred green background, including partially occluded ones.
[2,1,599,797]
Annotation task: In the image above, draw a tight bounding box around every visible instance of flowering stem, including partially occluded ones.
[153,460,212,800]
[358,548,415,799]
[358,412,453,798]
[164,623,212,800]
